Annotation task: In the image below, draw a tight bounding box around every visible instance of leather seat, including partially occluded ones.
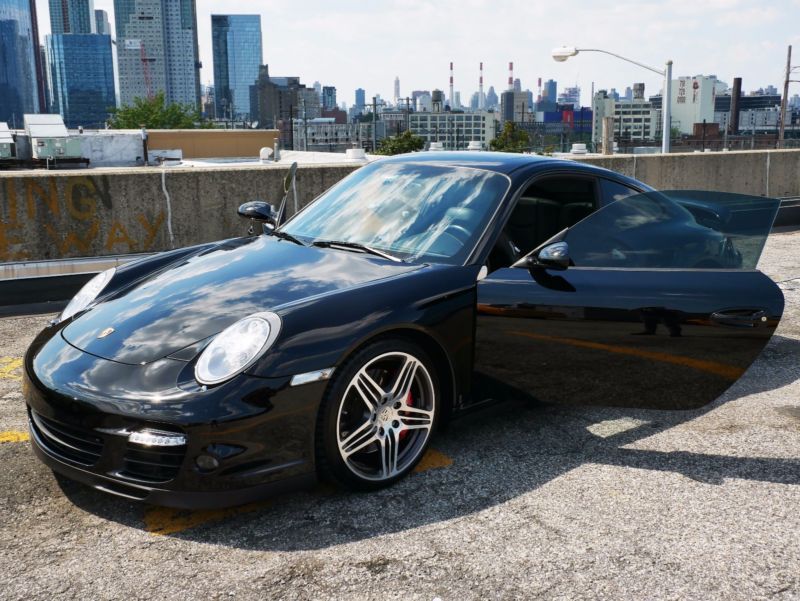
[560,202,594,230]
[506,197,563,255]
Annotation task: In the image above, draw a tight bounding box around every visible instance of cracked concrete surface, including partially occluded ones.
[0,230,798,600]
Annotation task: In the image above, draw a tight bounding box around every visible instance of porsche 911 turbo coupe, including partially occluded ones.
[24,152,784,508]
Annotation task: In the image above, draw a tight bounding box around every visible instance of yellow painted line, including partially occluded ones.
[414,448,454,472]
[510,331,744,381]
[144,448,453,536]
[143,501,270,536]
[0,357,23,381]
[0,430,29,444]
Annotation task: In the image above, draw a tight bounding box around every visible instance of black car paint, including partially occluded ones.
[23,152,784,507]
[474,268,783,410]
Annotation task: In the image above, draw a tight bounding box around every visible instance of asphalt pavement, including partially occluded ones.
[0,230,799,600]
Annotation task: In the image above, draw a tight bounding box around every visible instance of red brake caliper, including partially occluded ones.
[399,390,413,441]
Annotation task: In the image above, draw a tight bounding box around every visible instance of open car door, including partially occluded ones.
[474,190,784,410]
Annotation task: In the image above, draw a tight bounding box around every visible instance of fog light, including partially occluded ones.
[195,454,219,471]
[128,429,186,447]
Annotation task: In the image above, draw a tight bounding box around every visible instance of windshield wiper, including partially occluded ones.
[272,229,307,246]
[312,240,403,262]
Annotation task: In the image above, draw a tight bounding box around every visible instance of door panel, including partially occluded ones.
[474,190,784,410]
[475,268,783,409]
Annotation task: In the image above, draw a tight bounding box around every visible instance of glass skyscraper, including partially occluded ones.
[94,9,111,35]
[355,88,366,112]
[49,0,96,34]
[46,34,115,128]
[211,14,262,120]
[0,0,42,126]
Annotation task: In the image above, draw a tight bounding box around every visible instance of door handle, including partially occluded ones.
[711,309,768,328]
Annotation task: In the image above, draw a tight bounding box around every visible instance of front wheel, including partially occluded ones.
[317,339,439,490]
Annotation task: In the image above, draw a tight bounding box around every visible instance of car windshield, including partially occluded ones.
[279,161,510,265]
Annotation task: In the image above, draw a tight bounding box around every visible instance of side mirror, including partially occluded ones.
[238,201,278,235]
[526,241,570,271]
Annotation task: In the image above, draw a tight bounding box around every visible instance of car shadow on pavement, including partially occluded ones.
[56,334,800,551]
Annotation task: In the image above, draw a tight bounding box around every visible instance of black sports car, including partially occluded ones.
[24,152,784,508]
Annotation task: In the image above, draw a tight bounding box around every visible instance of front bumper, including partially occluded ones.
[23,330,327,509]
[28,417,315,508]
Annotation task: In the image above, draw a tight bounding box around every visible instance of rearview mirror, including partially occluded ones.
[526,241,570,271]
[238,201,278,235]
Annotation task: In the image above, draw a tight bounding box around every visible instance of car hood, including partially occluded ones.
[62,236,422,365]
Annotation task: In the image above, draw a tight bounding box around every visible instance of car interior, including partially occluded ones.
[487,176,598,272]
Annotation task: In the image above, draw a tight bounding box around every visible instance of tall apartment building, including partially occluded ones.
[592,89,659,143]
[94,9,111,35]
[408,110,496,150]
[501,90,531,122]
[485,86,499,110]
[251,65,317,145]
[558,86,580,106]
[114,0,201,108]
[670,75,719,134]
[355,88,366,114]
[322,86,337,111]
[212,14,262,120]
[0,0,43,125]
[49,0,95,34]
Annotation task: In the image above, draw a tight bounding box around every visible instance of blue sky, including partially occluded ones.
[35,0,800,106]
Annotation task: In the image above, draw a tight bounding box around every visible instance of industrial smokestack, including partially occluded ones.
[450,62,454,110]
[508,62,514,90]
[479,62,485,110]
[730,77,742,135]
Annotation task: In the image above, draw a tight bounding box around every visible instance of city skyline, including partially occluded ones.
[31,0,800,108]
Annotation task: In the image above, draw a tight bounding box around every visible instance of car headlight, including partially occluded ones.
[59,267,116,322]
[195,312,282,385]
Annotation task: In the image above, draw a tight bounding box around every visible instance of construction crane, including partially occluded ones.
[140,42,154,99]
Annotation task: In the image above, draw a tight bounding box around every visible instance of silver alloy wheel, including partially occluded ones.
[336,351,436,481]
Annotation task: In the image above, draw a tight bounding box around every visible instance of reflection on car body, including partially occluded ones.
[23,152,784,508]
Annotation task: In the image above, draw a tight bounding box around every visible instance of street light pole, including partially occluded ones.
[778,45,792,149]
[552,46,673,153]
[663,60,672,154]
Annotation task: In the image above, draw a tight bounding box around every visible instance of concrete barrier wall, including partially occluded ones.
[574,149,800,198]
[2,148,799,264]
[0,163,359,262]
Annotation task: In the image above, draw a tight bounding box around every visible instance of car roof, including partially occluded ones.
[376,152,648,189]
[378,151,558,175]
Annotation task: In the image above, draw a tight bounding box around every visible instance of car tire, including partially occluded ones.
[316,338,440,491]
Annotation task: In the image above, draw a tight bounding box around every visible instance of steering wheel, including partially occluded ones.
[442,223,471,244]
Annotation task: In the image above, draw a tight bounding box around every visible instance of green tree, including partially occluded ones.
[376,129,425,155]
[490,121,530,153]
[108,92,202,129]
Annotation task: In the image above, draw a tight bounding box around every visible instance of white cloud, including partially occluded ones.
[35,0,800,106]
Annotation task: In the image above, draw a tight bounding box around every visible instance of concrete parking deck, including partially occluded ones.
[0,231,798,600]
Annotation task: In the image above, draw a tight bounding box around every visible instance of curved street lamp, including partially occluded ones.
[552,46,673,153]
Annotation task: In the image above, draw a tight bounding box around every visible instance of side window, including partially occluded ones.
[562,191,779,270]
[600,178,640,205]
[504,176,598,258]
